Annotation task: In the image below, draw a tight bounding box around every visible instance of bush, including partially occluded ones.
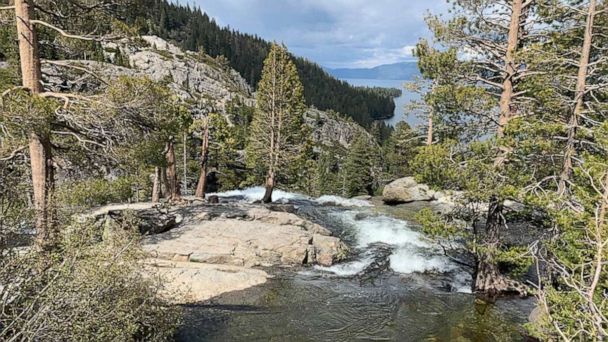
[57,176,146,209]
[0,217,181,341]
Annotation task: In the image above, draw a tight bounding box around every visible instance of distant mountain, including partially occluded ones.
[327,62,420,80]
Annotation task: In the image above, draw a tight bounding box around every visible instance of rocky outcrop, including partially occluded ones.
[42,36,254,116]
[382,177,436,204]
[84,202,348,303]
[303,108,374,148]
[382,177,527,216]
[142,204,348,268]
[146,258,268,304]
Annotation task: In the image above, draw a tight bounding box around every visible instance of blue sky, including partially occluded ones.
[187,0,448,68]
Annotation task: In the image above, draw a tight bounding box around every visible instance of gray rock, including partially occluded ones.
[142,204,349,267]
[303,108,374,148]
[382,177,436,204]
[146,259,268,304]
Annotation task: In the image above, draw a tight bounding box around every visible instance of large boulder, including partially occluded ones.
[143,205,349,268]
[382,177,436,204]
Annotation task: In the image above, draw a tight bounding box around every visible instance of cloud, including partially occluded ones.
[187,0,448,68]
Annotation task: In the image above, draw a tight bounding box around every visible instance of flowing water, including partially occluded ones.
[178,188,534,341]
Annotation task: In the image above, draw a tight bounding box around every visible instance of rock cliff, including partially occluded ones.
[37,36,371,148]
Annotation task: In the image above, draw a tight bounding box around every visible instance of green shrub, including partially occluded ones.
[57,176,145,209]
[0,218,181,341]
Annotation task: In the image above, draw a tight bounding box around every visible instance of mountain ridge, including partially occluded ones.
[327,61,420,80]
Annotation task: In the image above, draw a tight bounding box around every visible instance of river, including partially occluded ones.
[177,189,534,341]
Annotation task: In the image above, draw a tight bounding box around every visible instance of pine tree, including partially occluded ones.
[246,43,305,203]
[384,122,420,178]
[418,0,539,296]
[515,1,608,339]
[342,133,380,197]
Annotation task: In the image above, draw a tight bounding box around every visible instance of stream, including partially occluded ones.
[177,189,535,341]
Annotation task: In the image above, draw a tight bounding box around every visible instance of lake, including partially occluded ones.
[343,78,422,127]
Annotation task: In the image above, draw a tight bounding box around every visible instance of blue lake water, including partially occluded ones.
[343,78,422,128]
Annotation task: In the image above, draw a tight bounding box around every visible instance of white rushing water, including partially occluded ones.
[210,187,471,292]
[316,211,472,293]
[210,187,372,207]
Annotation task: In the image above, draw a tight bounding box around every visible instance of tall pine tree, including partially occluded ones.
[246,44,305,203]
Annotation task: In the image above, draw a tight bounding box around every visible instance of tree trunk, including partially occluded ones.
[160,167,168,198]
[496,0,523,140]
[195,123,209,198]
[165,137,181,201]
[15,0,42,94]
[475,196,503,295]
[474,196,527,297]
[29,133,54,250]
[476,0,526,292]
[151,167,161,203]
[557,0,596,196]
[15,0,55,250]
[426,112,433,145]
[262,172,274,203]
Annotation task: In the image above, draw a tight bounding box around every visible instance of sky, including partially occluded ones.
[187,0,448,69]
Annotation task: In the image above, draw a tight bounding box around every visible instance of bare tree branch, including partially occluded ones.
[30,19,95,41]
[0,147,26,162]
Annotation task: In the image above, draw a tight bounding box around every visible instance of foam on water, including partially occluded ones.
[318,211,472,291]
[315,254,375,276]
[209,187,309,203]
[210,187,373,207]
[315,195,372,207]
[389,247,455,274]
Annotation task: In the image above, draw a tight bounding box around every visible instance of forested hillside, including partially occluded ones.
[121,0,395,127]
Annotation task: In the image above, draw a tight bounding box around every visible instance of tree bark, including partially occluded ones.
[426,112,433,145]
[475,196,504,295]
[496,0,523,140]
[195,123,209,198]
[165,137,181,201]
[29,133,54,250]
[15,0,42,94]
[262,171,274,203]
[160,167,168,198]
[151,167,161,203]
[15,0,55,250]
[475,0,526,294]
[474,197,526,297]
[557,0,596,196]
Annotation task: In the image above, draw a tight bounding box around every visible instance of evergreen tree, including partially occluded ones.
[416,0,539,296]
[342,133,380,197]
[246,44,305,203]
[315,144,347,196]
[384,122,420,178]
[515,1,608,339]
